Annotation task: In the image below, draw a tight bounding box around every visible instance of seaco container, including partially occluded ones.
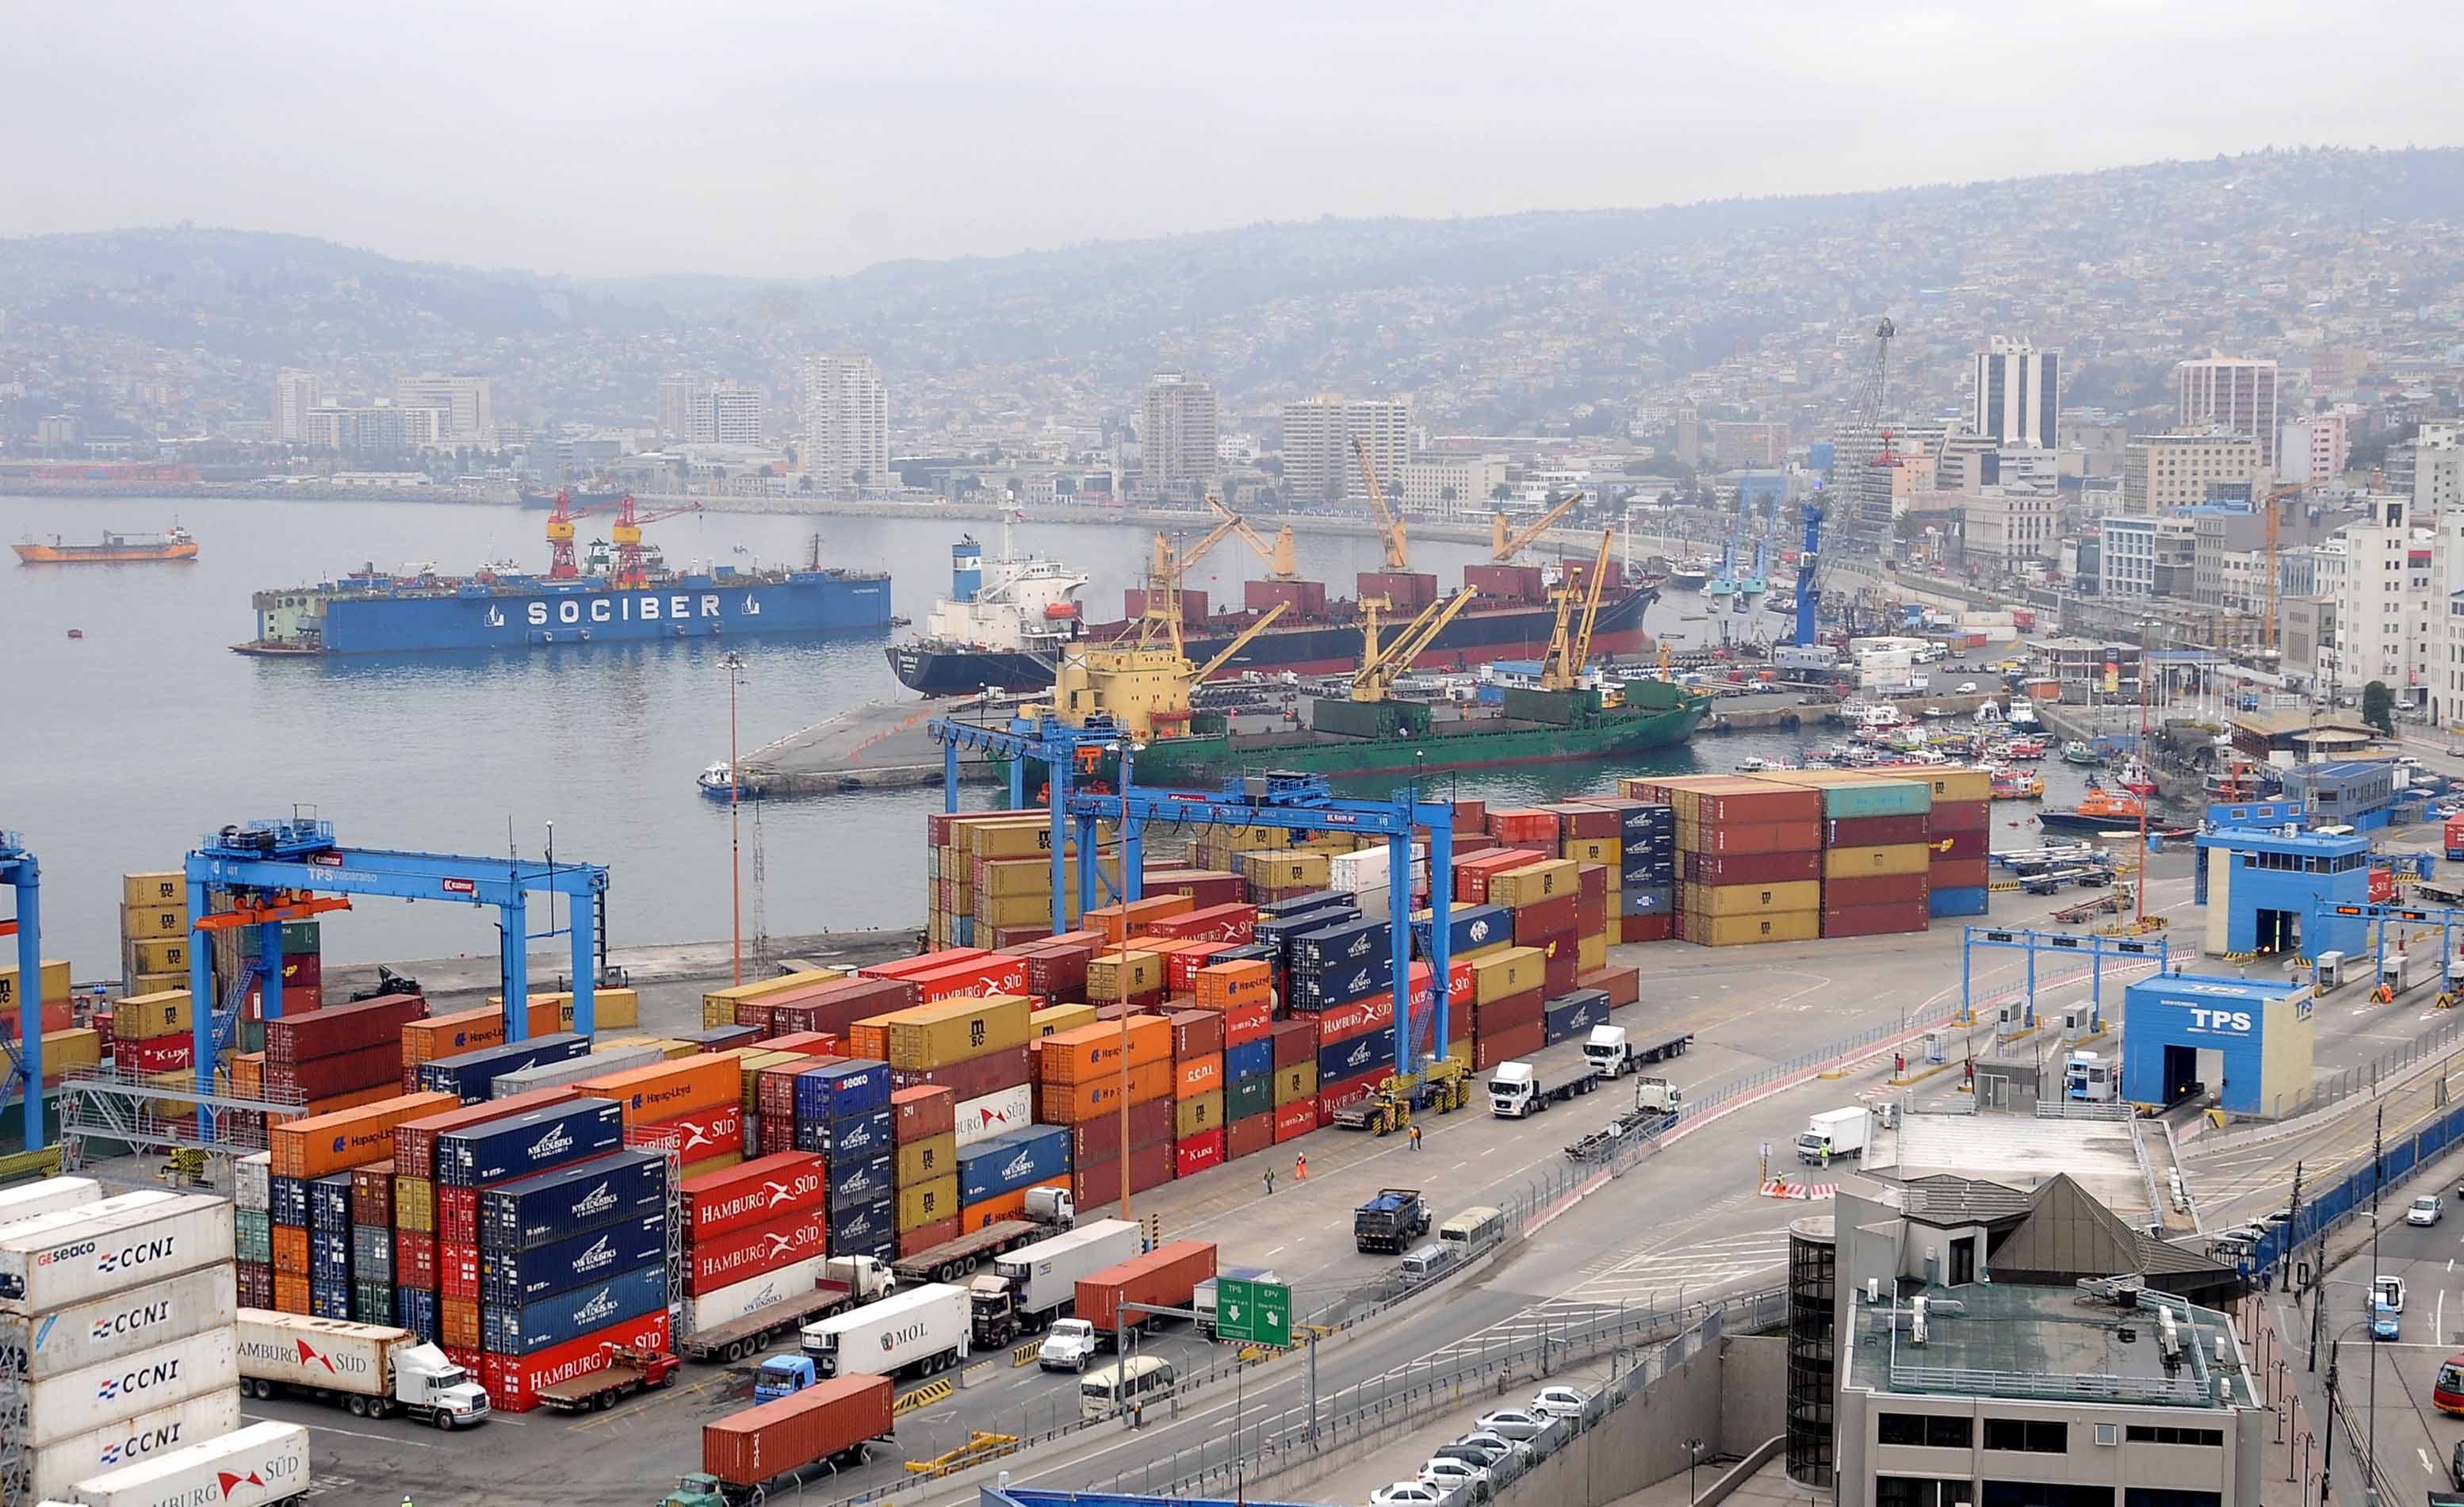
[481,1260,666,1356]
[477,1150,667,1252]
[479,1210,666,1307]
[683,1151,829,1243]
[956,1125,1071,1207]
[417,1032,590,1104]
[703,1373,895,1488]
[433,1097,624,1188]
[794,1059,892,1123]
[0,1263,234,1379]
[0,1194,232,1314]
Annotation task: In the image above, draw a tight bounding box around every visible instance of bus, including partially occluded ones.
[1081,1356,1176,1421]
[2435,1355,2464,1417]
[1437,1206,1506,1256]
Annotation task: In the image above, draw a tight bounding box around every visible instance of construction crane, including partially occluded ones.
[1349,436,1410,570]
[602,495,704,590]
[2260,479,2305,655]
[1801,316,1895,647]
[1353,589,1479,702]
[1539,530,1614,691]
[1205,494,1298,580]
[1490,491,1585,562]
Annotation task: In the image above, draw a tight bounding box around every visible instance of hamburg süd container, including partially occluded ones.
[49,1418,305,1507]
[683,1150,829,1242]
[690,1209,828,1295]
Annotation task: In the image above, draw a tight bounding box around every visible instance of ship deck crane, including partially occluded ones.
[1131,516,1244,648]
[1490,492,1585,562]
[1539,530,1614,691]
[1184,600,1291,682]
[1353,590,1479,702]
[1205,494,1298,580]
[1349,437,1410,571]
[606,496,704,590]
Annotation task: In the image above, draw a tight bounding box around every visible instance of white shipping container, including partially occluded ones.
[489,1042,663,1097]
[0,1194,232,1314]
[680,1253,832,1334]
[0,1175,102,1228]
[234,1152,272,1214]
[21,1325,239,1446]
[63,1420,309,1507]
[2,1264,237,1379]
[22,1389,243,1503]
[234,1310,407,1394]
[953,1085,1035,1149]
[800,1282,968,1378]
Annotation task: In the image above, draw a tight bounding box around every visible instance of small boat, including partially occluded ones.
[2002,736,2048,760]
[1971,701,2004,726]
[2205,761,2271,801]
[2007,695,2041,730]
[65,629,82,640]
[1735,755,1803,773]
[1990,767,2045,800]
[698,760,761,799]
[2060,740,2102,766]
[2037,786,2193,837]
[2112,759,2157,797]
[1669,560,1714,590]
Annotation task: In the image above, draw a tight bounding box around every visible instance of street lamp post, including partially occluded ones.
[1685,1437,1705,1503]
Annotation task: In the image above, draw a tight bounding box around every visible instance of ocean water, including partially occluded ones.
[1,494,2081,974]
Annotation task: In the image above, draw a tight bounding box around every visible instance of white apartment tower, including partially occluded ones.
[802,353,890,490]
[395,374,493,441]
[2178,356,2280,469]
[272,370,321,443]
[1138,372,1219,501]
[1282,395,1413,507]
[2278,411,2350,484]
[1971,336,2060,449]
[656,374,702,440]
[2332,496,2432,699]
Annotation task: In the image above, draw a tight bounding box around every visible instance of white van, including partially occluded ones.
[1081,1356,1176,1421]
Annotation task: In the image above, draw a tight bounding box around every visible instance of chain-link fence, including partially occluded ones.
[2264,1015,2464,1123]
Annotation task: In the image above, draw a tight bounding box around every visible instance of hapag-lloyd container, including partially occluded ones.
[434,1098,624,1188]
[19,1388,240,1503]
[477,1150,667,1252]
[480,1211,665,1306]
[20,1325,240,1446]
[59,1421,310,1507]
[0,1193,232,1314]
[484,1307,671,1413]
[1,1263,235,1378]
[576,1053,740,1129]
[690,1209,828,1295]
[958,1125,1070,1206]
[683,1151,829,1242]
[952,1084,1034,1149]
[482,1261,664,1355]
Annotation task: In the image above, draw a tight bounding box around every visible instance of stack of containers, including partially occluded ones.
[476,1146,670,1411]
[1192,958,1276,1166]
[1,952,78,1117]
[120,870,191,996]
[1753,769,1935,939]
[307,1171,354,1318]
[1037,1017,1166,1208]
[1922,767,1995,917]
[401,1000,576,1090]
[1571,798,1678,942]
[266,993,430,1115]
[417,1031,591,1104]
[434,1096,626,1365]
[581,1053,745,1181]
[201,905,323,1048]
[1268,1017,1318,1142]
[350,1161,397,1325]
[1309,977,1399,1119]
[1465,938,1544,1069]
[266,1091,456,1316]
[0,1185,243,1503]
[890,1086,959,1254]
[1165,1008,1225,1178]
[234,1152,275,1308]
[957,1122,1073,1225]
[388,1087,581,1345]
[110,985,195,1083]
[871,996,1028,1248]
[1624,775,1824,947]
[1284,909,1392,1017]
[794,1058,897,1258]
[678,1148,832,1339]
[701,966,848,1031]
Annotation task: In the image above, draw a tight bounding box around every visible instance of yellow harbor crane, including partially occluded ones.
[1349,436,1410,571]
[1206,494,1299,580]
[1489,491,1585,561]
[1352,589,1479,702]
[1123,517,1242,648]
[1538,530,1614,691]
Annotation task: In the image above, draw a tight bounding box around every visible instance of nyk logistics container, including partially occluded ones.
[433,1097,623,1188]
[477,1150,665,1251]
[479,1211,665,1306]
[958,1125,1072,1206]
[799,1281,969,1378]
[481,1261,664,1355]
[390,1088,581,1181]
[19,1325,240,1446]
[0,1193,231,1314]
[825,1153,894,1207]
[682,1253,834,1335]
[488,1043,664,1098]
[19,1389,241,1504]
[0,1262,235,1378]
[54,1420,308,1507]
[702,1375,895,1493]
[418,1032,590,1103]
[683,1151,830,1242]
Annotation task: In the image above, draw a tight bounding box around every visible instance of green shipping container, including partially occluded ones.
[1620,678,1682,711]
[237,920,322,958]
[1310,698,1432,738]
[1815,781,1931,819]
[1226,1072,1272,1122]
[1502,686,1593,725]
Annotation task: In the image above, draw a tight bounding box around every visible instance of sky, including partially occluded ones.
[7,0,2459,282]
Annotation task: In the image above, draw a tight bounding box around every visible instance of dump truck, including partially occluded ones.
[1353,1188,1431,1254]
[665,1374,894,1507]
[676,1255,897,1364]
[235,1309,491,1428]
[891,1188,1074,1286]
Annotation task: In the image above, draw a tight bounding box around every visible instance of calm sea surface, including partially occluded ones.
[0,494,2091,972]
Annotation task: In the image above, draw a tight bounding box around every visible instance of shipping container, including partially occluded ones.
[815,1107,893,1159]
[483,1261,665,1355]
[484,1307,671,1414]
[0,1262,233,1380]
[825,1153,895,1208]
[684,1151,830,1242]
[794,1059,893,1123]
[958,1125,1072,1206]
[827,1196,896,1256]
[18,1325,239,1446]
[1272,1096,1318,1141]
[1039,1061,1174,1123]
[477,1150,666,1252]
[1065,1094,1176,1165]
[19,1389,242,1504]
[895,1176,960,1232]
[576,1053,740,1128]
[887,1042,1031,1103]
[1820,844,1931,880]
[1681,879,1821,917]
[53,1419,308,1507]
[1173,1090,1222,1140]
[1269,1018,1315,1069]
[391,1088,580,1182]
[1820,901,1934,938]
[1929,885,1991,918]
[953,1084,1035,1149]
[896,1133,957,1187]
[1682,909,1823,947]
[418,1032,590,1103]
[1068,1140,1177,1209]
[1076,1240,1215,1335]
[1038,1016,1172,1084]
[1678,850,1822,885]
[434,1097,624,1188]
[264,993,424,1066]
[890,1084,957,1142]
[701,1374,894,1488]
[0,1194,231,1315]
[479,1210,664,1308]
[691,1208,830,1296]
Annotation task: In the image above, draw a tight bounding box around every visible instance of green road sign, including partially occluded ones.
[1216,1278,1292,1346]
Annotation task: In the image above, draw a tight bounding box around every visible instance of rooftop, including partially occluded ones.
[1844,1279,2255,1409]
[1869,1111,2154,1224]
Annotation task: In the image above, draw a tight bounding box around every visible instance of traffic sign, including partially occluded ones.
[1215,1278,1292,1345]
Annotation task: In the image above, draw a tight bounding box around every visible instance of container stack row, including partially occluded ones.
[1756,769,1938,939]
[1921,767,1995,916]
[119,869,190,996]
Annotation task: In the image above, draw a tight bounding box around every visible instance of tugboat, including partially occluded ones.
[2037,785,2193,838]
[2060,740,2102,766]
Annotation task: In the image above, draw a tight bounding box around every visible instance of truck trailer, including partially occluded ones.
[667,1375,894,1507]
[974,1217,1142,1347]
[235,1309,491,1428]
[799,1282,970,1379]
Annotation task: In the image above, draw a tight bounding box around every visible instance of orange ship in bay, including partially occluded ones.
[13,525,197,564]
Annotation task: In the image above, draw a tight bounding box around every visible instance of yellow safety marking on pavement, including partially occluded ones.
[0,1146,62,1182]
[1012,1341,1042,1367]
[1988,881,2022,893]
[894,1378,954,1414]
[1886,1061,1956,1088]
[904,1431,1018,1476]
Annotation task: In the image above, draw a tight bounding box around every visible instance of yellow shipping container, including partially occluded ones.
[1487,859,1580,908]
[122,904,186,939]
[1173,1089,1222,1140]
[1086,950,1164,1003]
[1472,946,1545,1004]
[1681,880,1821,917]
[897,1133,958,1186]
[122,872,188,909]
[113,989,193,1042]
[133,971,189,996]
[1578,933,1607,971]
[1924,767,1992,804]
[1821,844,1931,880]
[885,995,1035,1070]
[129,937,191,975]
[1562,838,1620,866]
[1241,851,1330,890]
[897,1175,961,1232]
[42,1027,101,1078]
[1604,916,1623,946]
[490,988,642,1031]
[642,1040,699,1061]
[1688,911,1822,947]
[1030,1003,1099,1038]
[968,820,1061,860]
[699,969,844,1031]
[1272,1062,1317,1104]
[0,958,72,1007]
[974,861,1081,899]
[977,893,1069,928]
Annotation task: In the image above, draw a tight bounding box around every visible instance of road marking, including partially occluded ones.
[1481,1146,1498,1156]
[243,1415,434,1448]
[2424,1448,2437,1474]
[1266,1245,1286,1256]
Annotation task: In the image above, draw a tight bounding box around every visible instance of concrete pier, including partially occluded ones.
[737,696,1019,794]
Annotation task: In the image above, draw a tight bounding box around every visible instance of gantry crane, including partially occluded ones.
[1490,491,1585,562]
[600,495,704,590]
[1539,530,1614,691]
[1349,436,1410,571]
[1802,316,1895,645]
[1206,494,1298,580]
[544,490,592,579]
[1353,590,1479,702]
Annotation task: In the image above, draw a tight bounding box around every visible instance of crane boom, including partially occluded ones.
[1206,494,1297,580]
[1349,436,1409,570]
[1185,600,1291,682]
[1539,530,1614,691]
[1490,492,1583,561]
[1353,589,1479,702]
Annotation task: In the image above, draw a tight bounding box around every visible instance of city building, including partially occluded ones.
[2278,595,2334,686]
[1711,419,1789,469]
[2176,356,2280,469]
[1138,371,1220,503]
[1675,402,1701,468]
[654,377,764,445]
[2122,433,2265,514]
[394,373,493,441]
[2187,506,2267,610]
[2331,495,2433,702]
[1961,488,2056,568]
[272,369,321,443]
[1971,336,2060,449]
[802,352,890,490]
[301,402,447,454]
[656,374,702,441]
[1401,453,1506,521]
[1281,394,1413,507]
[2409,428,2464,515]
[2277,411,2349,484]
[2098,516,2156,598]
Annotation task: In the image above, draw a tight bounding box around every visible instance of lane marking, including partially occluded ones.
[242,1415,434,1448]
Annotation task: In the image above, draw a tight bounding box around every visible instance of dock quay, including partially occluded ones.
[736,695,1021,794]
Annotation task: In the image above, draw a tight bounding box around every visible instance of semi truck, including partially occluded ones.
[970,1216,1142,1348]
[665,1374,894,1507]
[799,1282,970,1379]
[892,1188,1074,1286]
[1584,1025,1693,1079]
[677,1255,898,1364]
[1488,1055,1601,1117]
[1795,1107,1869,1165]
[1353,1188,1431,1253]
[533,1342,680,1413]
[1073,1240,1217,1347]
[235,1309,492,1429]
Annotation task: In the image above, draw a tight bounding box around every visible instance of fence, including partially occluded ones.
[2242,1088,2464,1280]
[2262,1014,2464,1123]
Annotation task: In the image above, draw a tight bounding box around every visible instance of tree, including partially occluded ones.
[2363,680,2395,736]
[1490,482,1512,501]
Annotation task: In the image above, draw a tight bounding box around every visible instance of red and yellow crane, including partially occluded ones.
[546,492,703,586]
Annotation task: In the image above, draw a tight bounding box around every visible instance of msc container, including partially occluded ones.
[20,1389,242,1505]
[794,1059,893,1123]
[21,1325,240,1446]
[799,1282,969,1378]
[701,1374,895,1490]
[1681,879,1821,917]
[55,1419,308,1507]
[882,993,1035,1070]
[433,1097,624,1188]
[0,1193,231,1314]
[1821,844,1931,880]
[0,1262,234,1379]
[684,1150,830,1242]
[488,1042,664,1098]
[482,1261,665,1356]
[1682,910,1823,947]
[476,1150,666,1252]
[691,1209,829,1296]
[1076,1240,1217,1337]
[479,1210,665,1307]
[417,1032,589,1103]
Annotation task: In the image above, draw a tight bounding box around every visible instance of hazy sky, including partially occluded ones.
[9,1,2458,281]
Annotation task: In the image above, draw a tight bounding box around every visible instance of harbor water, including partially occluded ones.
[1,493,2101,972]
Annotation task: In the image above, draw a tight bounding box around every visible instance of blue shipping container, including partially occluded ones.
[309,1230,350,1283]
[1286,955,1391,1011]
[1410,904,1510,961]
[309,1174,353,1231]
[270,1176,308,1227]
[1618,855,1675,887]
[435,1098,625,1188]
[1617,885,1674,918]
[1543,989,1610,1045]
[1225,1037,1274,1083]
[1317,1031,1390,1088]
[480,1211,666,1307]
[310,1282,350,1321]
[481,1261,666,1356]
[478,1150,667,1253]
[1609,804,1674,844]
[396,1286,439,1344]
[826,1198,895,1255]
[827,1153,894,1208]
[1929,885,1990,918]
[1257,890,1354,922]
[819,1108,893,1160]
[794,1059,891,1124]
[417,1032,589,1104]
[958,1125,1070,1206]
[1288,916,1391,973]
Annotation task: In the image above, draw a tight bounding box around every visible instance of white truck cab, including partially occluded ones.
[1584,1026,1633,1079]
[1039,1318,1100,1372]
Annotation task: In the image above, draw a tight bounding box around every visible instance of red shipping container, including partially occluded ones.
[1690,820,1823,856]
[762,1031,843,1056]
[1471,986,1543,1036]
[1141,871,1245,912]
[1577,967,1642,1009]
[898,1218,963,1260]
[1680,850,1822,885]
[1164,943,1236,995]
[1511,893,1578,943]
[691,1208,828,1295]
[242,981,324,1022]
[863,948,987,981]
[438,1240,479,1302]
[733,1000,777,1036]
[1146,904,1257,944]
[396,1229,437,1289]
[237,1262,274,1309]
[1623,914,1675,943]
[1577,863,1609,905]
[485,1309,671,1414]
[683,1150,829,1242]
[1069,1139,1175,1209]
[1066,1094,1176,1165]
[118,1034,194,1075]
[1824,813,1931,847]
[1931,802,1991,836]
[758,1059,824,1126]
[1225,1111,1274,1161]
[265,993,425,1067]
[1313,992,1395,1045]
[1820,901,1932,939]
[1931,858,1991,889]
[1576,892,1606,939]
[887,1044,1031,1100]
[1272,1097,1317,1142]
[350,1162,395,1226]
[1020,944,1093,1000]
[1176,1127,1225,1178]
[1489,809,1560,845]
[759,1115,794,1157]
[769,977,921,1037]
[270,1040,398,1100]
[392,1088,581,1181]
[1452,797,1489,831]
[1269,1018,1316,1068]
[438,1187,480,1247]
[891,1084,957,1143]
[1544,804,1621,841]
[1823,872,1930,910]
[1165,1008,1225,1061]
[1933,828,1989,860]
[1474,1020,1545,1071]
[1211,996,1274,1047]
[635,1100,744,1164]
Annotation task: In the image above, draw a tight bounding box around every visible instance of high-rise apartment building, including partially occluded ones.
[2177,356,2280,469]
[1674,403,1701,468]
[659,377,767,445]
[2122,432,2265,513]
[2278,411,2350,484]
[1281,395,1413,507]
[802,353,890,490]
[272,370,321,443]
[656,374,703,441]
[1138,372,1219,502]
[395,374,493,441]
[2332,495,2432,698]
[1971,336,2060,449]
[1402,454,1506,520]
[1710,420,1789,469]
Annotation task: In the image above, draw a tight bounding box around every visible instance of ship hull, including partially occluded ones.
[888,589,1653,696]
[2034,810,2190,836]
[236,576,892,655]
[14,542,197,564]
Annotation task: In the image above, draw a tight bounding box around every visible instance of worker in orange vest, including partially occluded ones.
[1295,1151,1307,1181]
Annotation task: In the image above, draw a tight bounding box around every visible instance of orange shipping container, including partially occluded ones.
[845,1016,895,1061]
[1084,894,1193,944]
[1039,1060,1174,1123]
[1174,1054,1222,1099]
[269,1090,458,1180]
[577,1054,740,1128]
[270,1225,309,1276]
[958,1175,1073,1233]
[399,1000,568,1071]
[1038,1016,1172,1084]
[1193,960,1272,1009]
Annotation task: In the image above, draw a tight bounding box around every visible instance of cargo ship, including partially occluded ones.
[887,532,1654,696]
[13,524,197,564]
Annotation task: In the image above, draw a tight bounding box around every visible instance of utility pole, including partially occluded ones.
[2368,1104,2384,1504]
[2281,1161,2305,1295]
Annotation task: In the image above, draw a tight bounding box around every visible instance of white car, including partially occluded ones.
[2409,1195,2443,1227]
[1419,1456,1491,1498]
[1454,1431,1533,1467]
[1956,682,1978,694]
[1530,1384,1597,1421]
[2377,1274,2409,1314]
[1474,1408,1548,1441]
[1371,1482,1455,1507]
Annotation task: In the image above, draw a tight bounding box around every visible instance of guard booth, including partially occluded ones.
[2120,973,2313,1118]
[2194,825,2371,959]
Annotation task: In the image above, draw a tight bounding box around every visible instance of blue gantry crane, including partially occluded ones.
[928,715,1143,936]
[1,831,46,1151]
[1792,498,1823,648]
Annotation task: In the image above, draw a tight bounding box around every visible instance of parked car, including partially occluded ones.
[1454,1432,1535,1468]
[1372,1481,1458,1507]
[1435,1440,1526,1487]
[1474,1408,1549,1442]
[1419,1456,1491,1500]
[1956,682,1978,694]
[2449,1436,2464,1490]
[2409,1195,2443,1227]
[1529,1384,1601,1422]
